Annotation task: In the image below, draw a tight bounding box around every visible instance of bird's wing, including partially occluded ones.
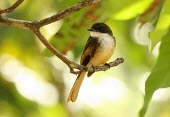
[80,36,100,66]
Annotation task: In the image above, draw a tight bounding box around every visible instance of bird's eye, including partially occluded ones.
[99,26,104,31]
[97,26,101,30]
[96,26,99,29]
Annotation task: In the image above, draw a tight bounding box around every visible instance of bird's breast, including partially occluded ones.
[87,34,116,66]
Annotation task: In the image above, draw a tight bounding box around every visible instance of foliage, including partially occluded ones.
[0,0,170,117]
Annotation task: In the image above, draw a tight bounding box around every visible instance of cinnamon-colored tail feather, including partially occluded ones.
[67,71,86,102]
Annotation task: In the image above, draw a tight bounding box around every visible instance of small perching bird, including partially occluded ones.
[67,23,116,102]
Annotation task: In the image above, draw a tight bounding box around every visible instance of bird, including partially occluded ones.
[67,22,116,102]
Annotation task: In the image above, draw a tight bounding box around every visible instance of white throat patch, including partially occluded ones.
[90,31,115,50]
[90,31,101,37]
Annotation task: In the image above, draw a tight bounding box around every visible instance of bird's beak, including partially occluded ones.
[87,28,95,31]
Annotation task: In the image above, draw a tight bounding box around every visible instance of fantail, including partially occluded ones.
[67,22,116,102]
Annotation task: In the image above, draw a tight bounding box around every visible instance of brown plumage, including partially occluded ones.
[67,23,116,102]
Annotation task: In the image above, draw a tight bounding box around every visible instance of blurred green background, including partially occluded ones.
[0,0,170,117]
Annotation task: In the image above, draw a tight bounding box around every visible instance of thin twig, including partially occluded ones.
[0,0,124,75]
[0,0,102,73]
[33,29,83,73]
[87,58,124,73]
[0,16,34,30]
[67,58,124,75]
[36,0,100,28]
[0,0,24,14]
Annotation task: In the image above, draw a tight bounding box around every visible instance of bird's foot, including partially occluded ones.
[104,63,111,69]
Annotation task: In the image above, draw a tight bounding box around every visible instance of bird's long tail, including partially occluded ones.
[67,71,86,102]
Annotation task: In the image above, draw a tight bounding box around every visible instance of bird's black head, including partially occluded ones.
[87,23,113,36]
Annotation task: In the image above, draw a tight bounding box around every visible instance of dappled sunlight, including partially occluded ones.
[138,72,150,94]
[152,41,161,56]
[15,73,58,106]
[153,88,170,101]
[0,0,169,116]
[133,22,153,45]
[66,74,144,117]
[40,16,63,40]
[0,54,58,106]
[79,77,126,105]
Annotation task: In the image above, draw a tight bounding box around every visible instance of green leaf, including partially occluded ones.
[139,0,165,26]
[112,0,153,20]
[139,27,170,117]
[150,0,170,49]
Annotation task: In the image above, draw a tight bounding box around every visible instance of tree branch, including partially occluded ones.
[0,16,34,30]
[36,0,100,28]
[0,0,24,14]
[33,29,124,74]
[0,0,124,75]
[33,29,83,73]
[86,58,124,73]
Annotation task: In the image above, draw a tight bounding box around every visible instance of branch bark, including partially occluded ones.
[0,16,34,30]
[0,0,23,14]
[0,0,124,75]
[33,29,82,73]
[36,0,100,28]
[87,58,124,73]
